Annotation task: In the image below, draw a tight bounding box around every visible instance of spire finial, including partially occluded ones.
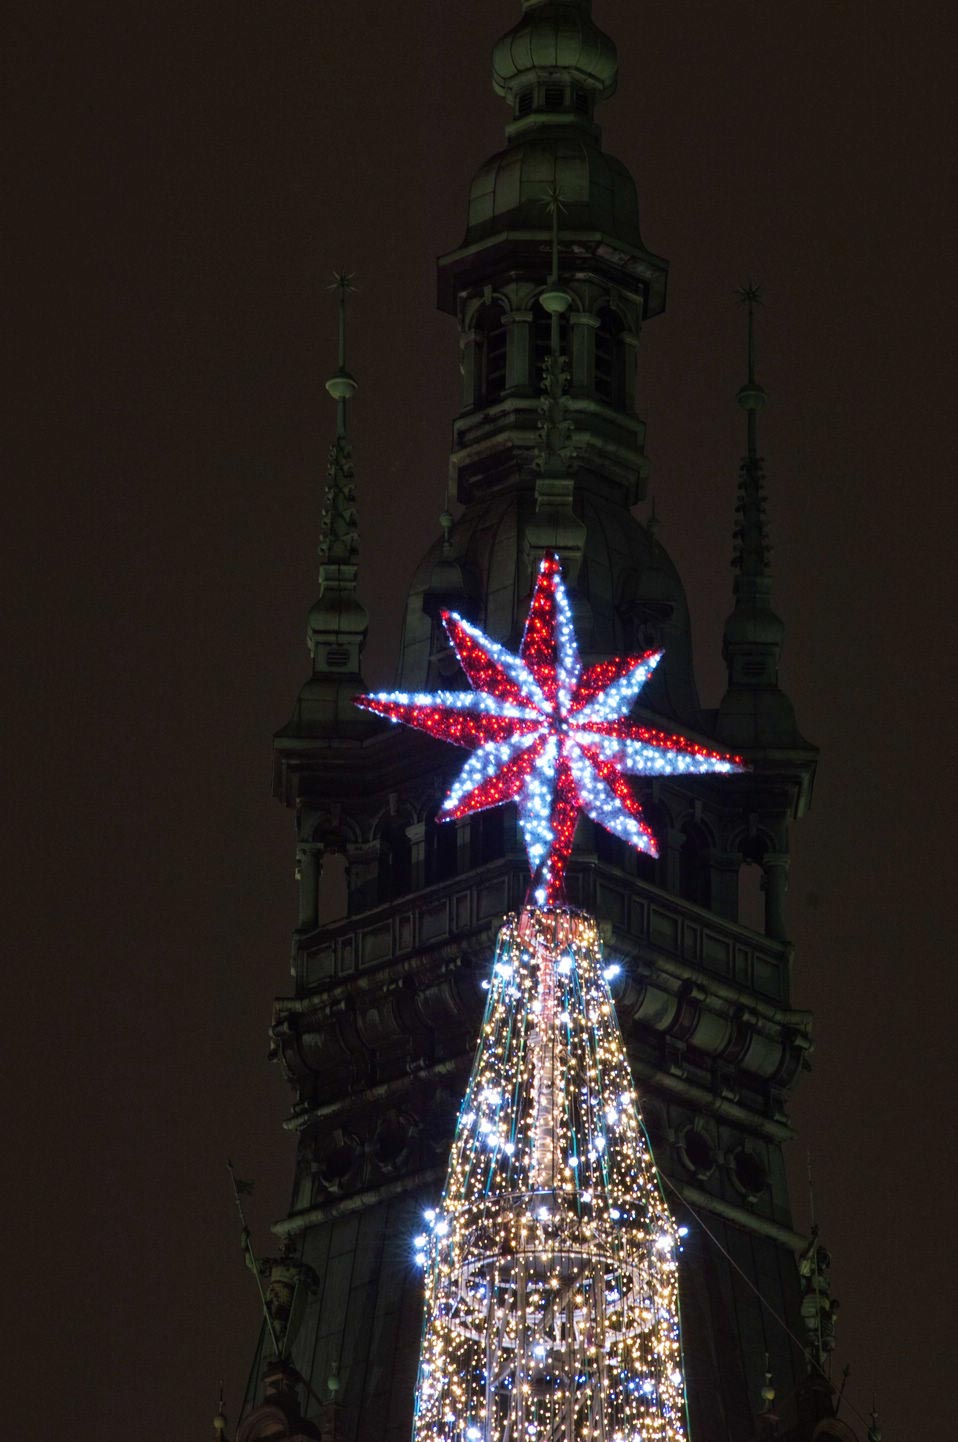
[212,1383,229,1441]
[868,1398,883,1441]
[757,1352,779,1435]
[647,494,660,542]
[325,269,358,436]
[735,281,766,459]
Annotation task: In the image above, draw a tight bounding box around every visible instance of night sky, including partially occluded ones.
[7,1,956,1437]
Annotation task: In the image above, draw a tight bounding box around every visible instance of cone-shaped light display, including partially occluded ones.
[412,906,688,1442]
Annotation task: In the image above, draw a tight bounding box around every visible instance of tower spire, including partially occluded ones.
[716,286,804,750]
[732,282,771,582]
[325,269,357,436]
[277,272,371,738]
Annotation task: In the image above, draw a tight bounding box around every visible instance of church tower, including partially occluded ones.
[238,4,851,1439]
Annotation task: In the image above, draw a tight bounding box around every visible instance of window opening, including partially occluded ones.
[594,305,625,407]
[476,302,507,405]
[679,822,711,908]
[318,850,349,923]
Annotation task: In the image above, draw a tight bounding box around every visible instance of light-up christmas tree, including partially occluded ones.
[356,554,743,1442]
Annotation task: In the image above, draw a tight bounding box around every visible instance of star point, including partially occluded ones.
[356,553,744,904]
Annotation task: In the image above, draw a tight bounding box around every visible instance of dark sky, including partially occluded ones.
[6,1,956,1437]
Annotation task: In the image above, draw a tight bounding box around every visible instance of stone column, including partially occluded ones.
[460,331,479,409]
[662,827,684,894]
[621,331,639,412]
[763,853,790,942]
[347,840,381,913]
[709,850,740,922]
[504,310,533,390]
[456,816,473,874]
[570,311,600,392]
[406,820,427,891]
[295,842,323,932]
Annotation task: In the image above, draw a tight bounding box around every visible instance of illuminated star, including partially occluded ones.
[355,553,744,904]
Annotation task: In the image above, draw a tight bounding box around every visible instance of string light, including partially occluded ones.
[356,553,743,904]
[351,554,745,1441]
[411,907,690,1442]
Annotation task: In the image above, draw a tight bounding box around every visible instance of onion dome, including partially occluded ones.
[466,135,640,245]
[492,1,618,105]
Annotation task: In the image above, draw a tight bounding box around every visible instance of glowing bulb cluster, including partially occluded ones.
[356,552,743,904]
[411,905,690,1442]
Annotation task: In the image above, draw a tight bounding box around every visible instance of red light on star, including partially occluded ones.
[356,553,744,904]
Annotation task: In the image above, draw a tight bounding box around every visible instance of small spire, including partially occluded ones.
[301,273,370,719]
[319,271,360,572]
[717,284,805,748]
[735,280,766,461]
[732,283,770,580]
[868,1399,883,1441]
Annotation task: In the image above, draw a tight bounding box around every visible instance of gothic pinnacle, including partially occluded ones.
[717,283,796,742]
[735,281,767,462]
[300,272,369,723]
[318,271,360,573]
[731,283,771,584]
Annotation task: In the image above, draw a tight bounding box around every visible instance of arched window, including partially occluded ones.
[737,834,768,933]
[471,808,504,868]
[635,802,668,889]
[476,302,507,405]
[595,823,630,873]
[425,807,457,886]
[679,822,711,908]
[318,850,349,923]
[377,820,411,904]
[594,305,626,407]
[533,299,570,391]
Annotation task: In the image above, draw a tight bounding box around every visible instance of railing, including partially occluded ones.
[297,855,790,1004]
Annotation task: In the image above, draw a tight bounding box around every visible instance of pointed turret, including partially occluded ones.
[278,273,373,738]
[716,287,804,750]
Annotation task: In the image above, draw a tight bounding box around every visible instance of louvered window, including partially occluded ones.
[594,305,625,406]
[476,302,507,404]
